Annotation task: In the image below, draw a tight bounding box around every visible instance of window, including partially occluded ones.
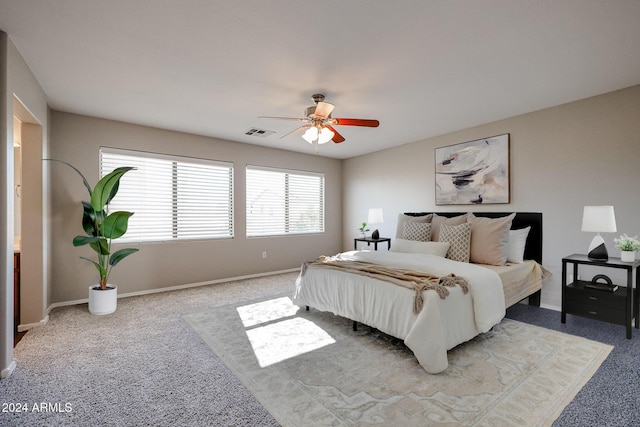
[100,147,233,242]
[246,166,324,237]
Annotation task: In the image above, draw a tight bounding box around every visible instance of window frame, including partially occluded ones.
[246,165,325,238]
[99,147,234,243]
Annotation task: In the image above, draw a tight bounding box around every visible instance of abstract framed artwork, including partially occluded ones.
[435,133,510,205]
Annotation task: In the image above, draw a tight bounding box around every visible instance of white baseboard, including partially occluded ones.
[1,360,16,379]
[17,315,50,332]
[46,268,299,313]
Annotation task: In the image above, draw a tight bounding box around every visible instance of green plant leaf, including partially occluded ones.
[73,235,99,246]
[79,256,107,279]
[90,240,109,256]
[44,159,93,196]
[101,211,134,239]
[81,201,97,236]
[91,167,135,212]
[109,248,139,267]
[73,235,109,255]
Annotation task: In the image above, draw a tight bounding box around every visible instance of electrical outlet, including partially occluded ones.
[262,251,267,259]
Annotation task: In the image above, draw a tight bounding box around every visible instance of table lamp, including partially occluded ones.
[368,208,384,239]
[581,206,617,260]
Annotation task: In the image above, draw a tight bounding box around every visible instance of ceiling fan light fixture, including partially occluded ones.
[319,127,334,144]
[302,127,318,143]
[302,126,333,144]
[260,93,379,149]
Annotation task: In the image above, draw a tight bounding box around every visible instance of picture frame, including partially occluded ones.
[435,133,510,205]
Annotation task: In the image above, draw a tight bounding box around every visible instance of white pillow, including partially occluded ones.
[390,239,450,257]
[506,226,530,263]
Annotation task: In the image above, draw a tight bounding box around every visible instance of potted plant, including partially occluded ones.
[48,160,139,314]
[614,234,640,262]
[358,222,370,238]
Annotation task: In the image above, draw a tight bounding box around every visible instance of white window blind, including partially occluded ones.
[246,166,324,237]
[100,148,233,242]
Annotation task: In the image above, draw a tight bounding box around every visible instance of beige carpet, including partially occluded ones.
[184,296,612,427]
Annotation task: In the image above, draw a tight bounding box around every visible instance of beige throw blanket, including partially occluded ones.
[303,255,469,314]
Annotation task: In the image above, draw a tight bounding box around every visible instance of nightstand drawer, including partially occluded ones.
[564,299,626,325]
[565,282,626,310]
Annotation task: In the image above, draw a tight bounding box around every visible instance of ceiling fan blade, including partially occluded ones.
[326,125,345,143]
[280,124,311,139]
[312,102,335,119]
[331,118,380,127]
[258,116,307,122]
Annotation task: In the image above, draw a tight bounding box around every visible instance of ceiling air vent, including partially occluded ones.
[245,128,275,137]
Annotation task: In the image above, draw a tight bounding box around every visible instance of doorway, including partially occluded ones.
[13,115,22,343]
[12,97,46,335]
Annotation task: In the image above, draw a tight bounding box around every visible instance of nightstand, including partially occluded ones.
[561,253,640,339]
[354,237,391,251]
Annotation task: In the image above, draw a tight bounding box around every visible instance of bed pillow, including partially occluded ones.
[439,222,472,263]
[468,213,515,266]
[506,226,531,264]
[390,239,450,257]
[395,213,432,239]
[403,222,431,241]
[431,213,468,242]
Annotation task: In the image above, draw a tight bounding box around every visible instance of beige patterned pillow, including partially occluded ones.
[403,222,431,241]
[439,222,472,263]
[395,214,432,238]
[431,213,468,242]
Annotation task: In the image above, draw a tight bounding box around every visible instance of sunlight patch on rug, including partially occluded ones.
[236,296,300,327]
[185,296,612,426]
[245,317,336,367]
[236,297,336,367]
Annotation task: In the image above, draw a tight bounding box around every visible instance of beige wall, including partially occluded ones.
[49,111,342,303]
[343,85,640,308]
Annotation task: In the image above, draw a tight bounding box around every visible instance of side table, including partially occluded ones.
[561,253,640,339]
[354,237,391,251]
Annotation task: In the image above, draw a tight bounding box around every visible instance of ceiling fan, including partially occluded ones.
[259,94,379,150]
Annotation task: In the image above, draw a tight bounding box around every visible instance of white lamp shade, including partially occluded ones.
[367,208,384,225]
[302,126,334,144]
[581,206,617,233]
[302,127,317,143]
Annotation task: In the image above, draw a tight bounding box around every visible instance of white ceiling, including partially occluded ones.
[1,1,639,159]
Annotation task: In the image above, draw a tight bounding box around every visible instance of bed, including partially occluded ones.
[292,212,546,374]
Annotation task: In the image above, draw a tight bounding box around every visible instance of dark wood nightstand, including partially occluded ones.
[561,253,640,339]
[354,237,391,251]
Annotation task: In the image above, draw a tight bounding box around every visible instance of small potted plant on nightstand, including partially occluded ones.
[614,234,640,262]
[358,222,370,238]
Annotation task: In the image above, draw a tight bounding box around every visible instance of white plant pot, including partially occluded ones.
[88,284,117,315]
[621,251,635,262]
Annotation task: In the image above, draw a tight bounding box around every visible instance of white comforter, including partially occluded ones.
[292,250,506,373]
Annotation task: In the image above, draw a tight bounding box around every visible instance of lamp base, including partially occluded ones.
[371,229,380,239]
[587,234,609,260]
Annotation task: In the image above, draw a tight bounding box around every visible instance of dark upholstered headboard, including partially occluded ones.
[403,212,543,264]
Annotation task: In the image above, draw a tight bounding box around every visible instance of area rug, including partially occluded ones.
[184,296,612,426]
